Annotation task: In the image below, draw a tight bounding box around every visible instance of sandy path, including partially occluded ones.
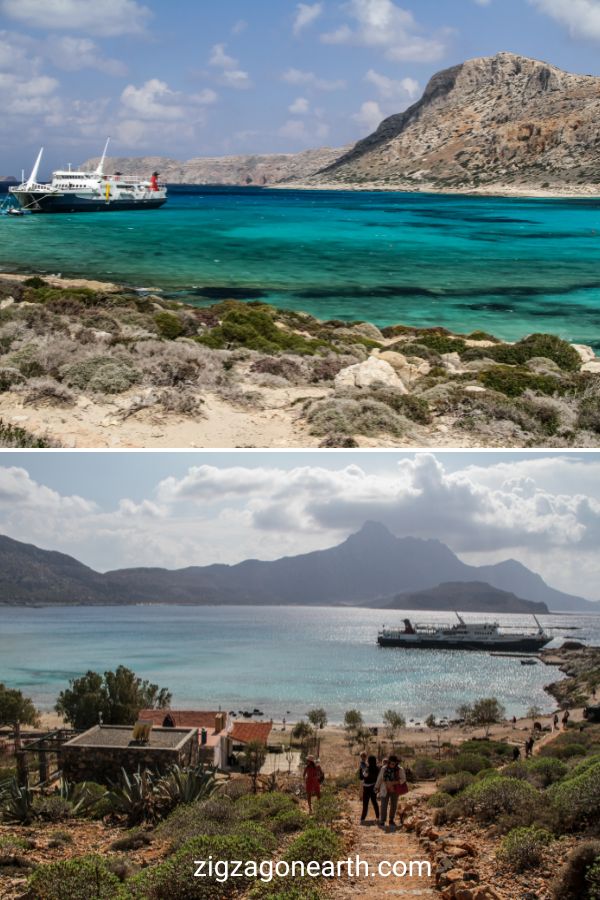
[332,793,436,899]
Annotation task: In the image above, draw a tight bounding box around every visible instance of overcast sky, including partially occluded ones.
[0,451,599,599]
[2,0,600,174]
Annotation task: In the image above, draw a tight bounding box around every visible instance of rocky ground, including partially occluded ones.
[1,274,599,449]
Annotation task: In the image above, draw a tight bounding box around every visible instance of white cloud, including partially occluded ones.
[365,68,419,101]
[231,19,248,35]
[321,0,449,62]
[282,67,346,90]
[289,96,310,114]
[352,99,384,132]
[293,2,323,34]
[209,43,238,69]
[1,456,599,596]
[46,36,126,75]
[120,79,188,121]
[473,0,491,5]
[208,42,252,89]
[115,79,216,147]
[0,0,151,36]
[530,0,600,40]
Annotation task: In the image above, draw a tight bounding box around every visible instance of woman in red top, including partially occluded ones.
[303,755,323,812]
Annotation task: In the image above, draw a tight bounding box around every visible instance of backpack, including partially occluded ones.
[318,768,325,784]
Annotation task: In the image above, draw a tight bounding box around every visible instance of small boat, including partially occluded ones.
[520,658,538,666]
[9,139,167,214]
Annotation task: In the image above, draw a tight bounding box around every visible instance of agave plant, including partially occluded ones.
[157,764,219,813]
[58,780,107,817]
[105,768,160,826]
[0,777,35,824]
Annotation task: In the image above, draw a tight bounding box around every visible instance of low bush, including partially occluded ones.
[158,795,239,848]
[427,791,453,808]
[438,771,475,796]
[238,792,298,823]
[47,830,74,848]
[540,741,588,760]
[62,355,141,394]
[0,366,24,392]
[366,387,432,424]
[479,366,564,398]
[154,311,184,340]
[452,753,489,775]
[578,397,600,434]
[551,841,600,900]
[0,419,58,448]
[524,757,567,788]
[197,306,328,355]
[109,828,153,852]
[459,776,543,826]
[32,795,74,822]
[312,791,340,827]
[412,756,438,780]
[271,807,308,833]
[306,397,406,437]
[27,855,128,899]
[496,825,553,872]
[548,758,600,831]
[129,832,270,898]
[22,378,75,406]
[250,356,304,382]
[283,826,341,866]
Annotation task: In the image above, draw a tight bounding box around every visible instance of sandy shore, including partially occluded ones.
[276,180,600,199]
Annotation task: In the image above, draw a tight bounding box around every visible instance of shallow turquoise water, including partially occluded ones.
[2,187,600,345]
[1,606,593,721]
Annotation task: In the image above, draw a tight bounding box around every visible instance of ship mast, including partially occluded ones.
[25,147,44,188]
[95,137,111,176]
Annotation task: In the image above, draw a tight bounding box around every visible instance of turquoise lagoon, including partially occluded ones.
[2,186,600,346]
[1,605,595,722]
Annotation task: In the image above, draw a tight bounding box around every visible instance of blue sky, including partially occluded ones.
[2,0,600,174]
[0,451,599,598]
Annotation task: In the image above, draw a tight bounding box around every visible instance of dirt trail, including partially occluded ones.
[332,794,436,899]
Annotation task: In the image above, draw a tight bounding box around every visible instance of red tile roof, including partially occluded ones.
[229,721,273,745]
[139,710,220,731]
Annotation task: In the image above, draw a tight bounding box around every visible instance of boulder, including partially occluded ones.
[582,360,600,374]
[334,356,408,392]
[464,385,487,393]
[572,343,596,363]
[0,297,15,310]
[441,352,465,373]
[349,321,385,341]
[377,350,430,383]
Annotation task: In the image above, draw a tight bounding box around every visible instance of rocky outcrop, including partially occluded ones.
[80,146,345,186]
[314,52,600,191]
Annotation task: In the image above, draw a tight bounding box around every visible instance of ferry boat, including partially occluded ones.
[377,613,552,652]
[9,140,167,214]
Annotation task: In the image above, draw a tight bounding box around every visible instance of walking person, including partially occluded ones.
[360,755,380,824]
[562,709,570,730]
[375,754,406,830]
[303,755,323,813]
[525,736,534,758]
[553,712,559,732]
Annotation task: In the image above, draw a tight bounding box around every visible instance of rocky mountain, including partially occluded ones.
[79,146,344,186]
[0,523,595,612]
[314,52,600,191]
[381,581,548,614]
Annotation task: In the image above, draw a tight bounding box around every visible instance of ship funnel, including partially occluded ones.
[95,137,111,176]
[25,147,44,188]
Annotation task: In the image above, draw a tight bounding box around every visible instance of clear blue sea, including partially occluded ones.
[2,186,600,346]
[1,606,597,722]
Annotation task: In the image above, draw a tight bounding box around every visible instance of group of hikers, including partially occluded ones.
[358,751,408,829]
[303,751,408,829]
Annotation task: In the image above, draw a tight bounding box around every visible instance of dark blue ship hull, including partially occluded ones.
[12,192,166,213]
[377,636,550,651]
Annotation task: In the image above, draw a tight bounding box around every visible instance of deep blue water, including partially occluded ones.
[1,606,596,721]
[2,185,600,345]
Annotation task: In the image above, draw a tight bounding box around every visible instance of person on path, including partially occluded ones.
[360,755,380,824]
[303,755,323,813]
[553,713,559,732]
[375,754,406,830]
[512,745,521,762]
[525,736,534,758]
[562,709,570,729]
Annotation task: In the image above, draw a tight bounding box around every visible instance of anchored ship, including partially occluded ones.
[9,140,167,213]
[377,613,552,652]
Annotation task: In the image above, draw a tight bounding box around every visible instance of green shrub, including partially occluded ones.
[412,756,438,780]
[540,741,588,760]
[27,855,128,899]
[513,334,581,372]
[155,311,184,340]
[479,366,563,398]
[416,333,467,354]
[0,366,24,392]
[497,825,553,872]
[232,821,277,853]
[524,757,567,788]
[306,396,406,437]
[367,388,432,424]
[198,306,327,355]
[551,841,600,900]
[23,276,48,288]
[271,807,308,833]
[284,827,341,866]
[47,829,74,848]
[62,356,140,394]
[109,828,153,852]
[32,795,74,822]
[460,776,542,825]
[0,419,57,448]
[129,832,269,898]
[586,857,600,899]
[452,753,489,774]
[427,791,453,808]
[578,397,600,434]
[460,739,512,759]
[312,790,340,827]
[157,795,239,848]
[439,772,475,796]
[548,759,600,831]
[238,792,298,823]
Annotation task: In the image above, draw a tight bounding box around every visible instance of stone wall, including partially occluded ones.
[60,736,198,784]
